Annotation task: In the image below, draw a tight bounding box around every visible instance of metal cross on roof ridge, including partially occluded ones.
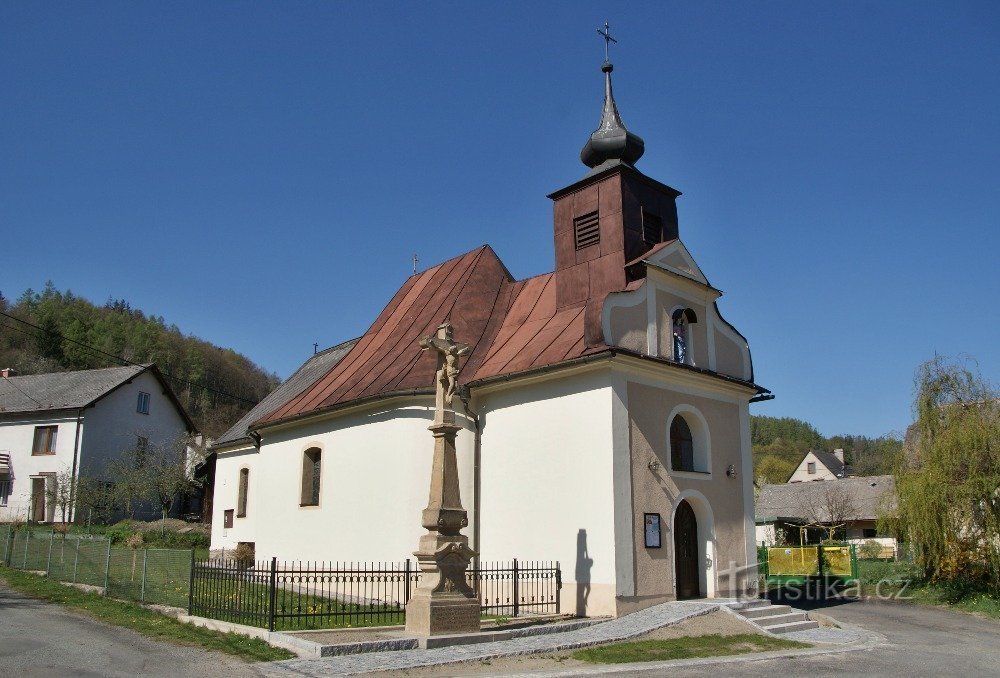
[597,21,617,63]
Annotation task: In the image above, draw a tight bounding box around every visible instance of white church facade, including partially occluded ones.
[209,60,769,617]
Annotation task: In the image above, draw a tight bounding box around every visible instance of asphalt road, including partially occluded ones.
[0,583,261,678]
[598,599,1000,677]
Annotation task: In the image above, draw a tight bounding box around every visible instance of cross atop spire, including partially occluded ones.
[579,23,645,173]
[597,21,617,63]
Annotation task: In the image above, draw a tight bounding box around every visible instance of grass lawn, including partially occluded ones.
[0,568,294,662]
[571,633,810,664]
[853,558,1000,621]
[870,581,1000,621]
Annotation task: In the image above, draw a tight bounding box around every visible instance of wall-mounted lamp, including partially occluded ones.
[726,464,738,478]
[648,458,661,472]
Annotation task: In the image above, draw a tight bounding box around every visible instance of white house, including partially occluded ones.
[787,449,851,483]
[0,364,195,523]
[209,60,770,616]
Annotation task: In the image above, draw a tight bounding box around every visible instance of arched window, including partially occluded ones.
[301,448,322,506]
[671,308,697,365]
[237,468,249,518]
[670,417,695,472]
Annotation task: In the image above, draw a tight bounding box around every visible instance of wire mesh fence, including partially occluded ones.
[1,526,193,608]
[1,527,562,632]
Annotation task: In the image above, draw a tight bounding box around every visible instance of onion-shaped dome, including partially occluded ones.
[580,62,645,171]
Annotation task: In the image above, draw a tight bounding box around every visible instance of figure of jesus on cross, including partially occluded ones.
[420,322,470,420]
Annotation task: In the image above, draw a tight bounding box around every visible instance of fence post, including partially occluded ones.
[46,530,55,575]
[512,558,519,618]
[140,549,148,604]
[73,539,80,583]
[555,561,561,614]
[404,558,411,604]
[2,524,10,565]
[187,549,196,616]
[267,556,278,632]
[103,539,112,593]
[23,529,30,568]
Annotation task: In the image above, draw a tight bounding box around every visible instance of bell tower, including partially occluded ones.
[548,53,683,346]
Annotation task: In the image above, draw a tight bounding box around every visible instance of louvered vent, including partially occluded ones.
[642,211,663,245]
[574,211,600,250]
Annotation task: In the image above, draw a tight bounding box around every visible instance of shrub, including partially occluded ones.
[859,540,883,560]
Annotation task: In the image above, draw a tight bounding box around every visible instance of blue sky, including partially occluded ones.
[2,2,997,438]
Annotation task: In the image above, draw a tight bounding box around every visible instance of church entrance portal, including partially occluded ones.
[674,500,701,599]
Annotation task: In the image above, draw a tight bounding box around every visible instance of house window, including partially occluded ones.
[671,308,697,365]
[237,468,249,518]
[670,416,695,472]
[807,462,816,474]
[137,391,150,414]
[863,528,877,539]
[32,426,58,455]
[573,211,600,250]
[223,509,234,529]
[301,448,322,506]
[642,211,663,246]
[0,478,10,506]
[136,436,149,468]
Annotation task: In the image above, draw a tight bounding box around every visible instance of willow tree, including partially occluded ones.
[890,357,1000,591]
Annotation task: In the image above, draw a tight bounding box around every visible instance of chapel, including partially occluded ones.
[209,54,769,616]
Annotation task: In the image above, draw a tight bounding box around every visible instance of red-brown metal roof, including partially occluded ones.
[257,245,611,427]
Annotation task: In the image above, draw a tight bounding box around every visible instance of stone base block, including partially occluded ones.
[405,594,480,636]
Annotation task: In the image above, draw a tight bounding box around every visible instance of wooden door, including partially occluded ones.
[31,478,46,522]
[674,500,701,599]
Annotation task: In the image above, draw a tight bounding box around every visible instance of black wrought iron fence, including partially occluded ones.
[189,557,561,631]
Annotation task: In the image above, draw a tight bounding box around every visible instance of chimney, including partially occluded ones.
[833,448,845,464]
[0,368,16,378]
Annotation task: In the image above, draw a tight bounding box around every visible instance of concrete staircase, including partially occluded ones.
[732,599,818,634]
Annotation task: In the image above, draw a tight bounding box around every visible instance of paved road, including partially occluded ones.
[0,583,261,678]
[590,599,1000,677]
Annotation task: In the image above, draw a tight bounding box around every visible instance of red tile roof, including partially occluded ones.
[258,245,610,427]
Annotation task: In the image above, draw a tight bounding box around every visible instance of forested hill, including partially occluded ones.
[751,415,902,483]
[0,284,280,438]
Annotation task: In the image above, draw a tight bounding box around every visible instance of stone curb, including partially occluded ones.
[257,602,721,676]
[271,618,606,658]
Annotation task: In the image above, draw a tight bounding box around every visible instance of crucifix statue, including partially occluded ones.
[420,322,470,421]
[405,321,479,636]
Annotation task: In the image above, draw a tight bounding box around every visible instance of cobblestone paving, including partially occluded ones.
[258,600,867,677]
[259,601,719,676]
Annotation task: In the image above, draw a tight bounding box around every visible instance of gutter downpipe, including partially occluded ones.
[68,408,84,524]
[459,387,481,573]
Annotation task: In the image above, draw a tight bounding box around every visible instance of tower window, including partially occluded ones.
[573,211,600,249]
[642,211,663,245]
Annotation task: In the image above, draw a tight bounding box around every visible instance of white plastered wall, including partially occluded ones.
[0,412,80,522]
[787,451,839,483]
[210,398,477,564]
[77,370,191,521]
[476,368,619,617]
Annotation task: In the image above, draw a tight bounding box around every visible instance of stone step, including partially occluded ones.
[727,598,772,611]
[764,619,820,634]
[754,612,809,627]
[740,604,792,619]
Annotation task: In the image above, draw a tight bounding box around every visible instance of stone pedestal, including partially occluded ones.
[405,412,480,636]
